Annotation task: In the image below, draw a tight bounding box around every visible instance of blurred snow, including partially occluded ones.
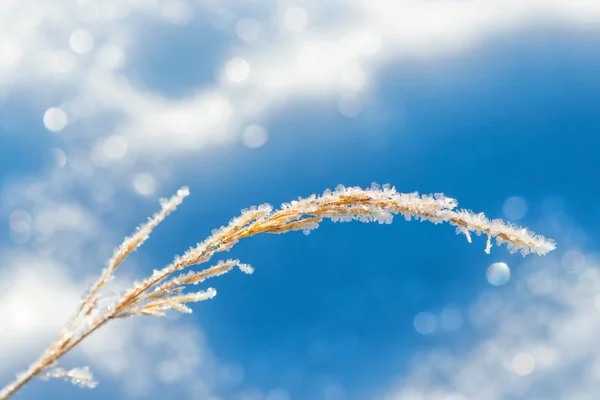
[384,248,600,400]
[0,210,251,398]
[1,1,599,399]
[1,0,600,157]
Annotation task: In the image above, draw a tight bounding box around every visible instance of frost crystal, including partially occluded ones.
[237,263,254,274]
[41,366,97,389]
[485,235,492,254]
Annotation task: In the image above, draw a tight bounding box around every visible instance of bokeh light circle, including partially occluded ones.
[487,262,510,286]
[413,312,437,335]
[43,107,68,132]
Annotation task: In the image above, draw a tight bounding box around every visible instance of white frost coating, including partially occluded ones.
[485,235,492,254]
[0,183,556,398]
[237,263,254,274]
[204,287,217,299]
[276,183,555,256]
[40,366,97,389]
[233,183,554,256]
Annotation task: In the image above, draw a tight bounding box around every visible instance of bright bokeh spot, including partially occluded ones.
[527,271,553,294]
[97,44,125,69]
[242,125,268,148]
[43,107,68,132]
[50,148,67,168]
[155,359,182,383]
[39,50,75,75]
[9,210,32,244]
[439,307,463,332]
[444,395,467,400]
[77,0,101,21]
[9,210,31,233]
[487,262,510,286]
[534,345,558,367]
[265,388,291,400]
[236,18,261,42]
[338,95,362,118]
[283,7,308,31]
[225,57,250,83]
[339,65,366,91]
[0,38,23,71]
[356,31,382,56]
[561,249,586,273]
[502,196,527,221]
[69,29,94,54]
[133,173,157,196]
[512,352,535,376]
[160,1,192,25]
[103,135,128,160]
[19,5,44,28]
[413,312,437,335]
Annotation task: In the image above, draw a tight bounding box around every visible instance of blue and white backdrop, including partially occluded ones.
[1,1,600,399]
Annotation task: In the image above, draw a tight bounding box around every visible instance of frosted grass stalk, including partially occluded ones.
[0,183,555,400]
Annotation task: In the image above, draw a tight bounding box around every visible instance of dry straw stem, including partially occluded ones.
[0,183,556,399]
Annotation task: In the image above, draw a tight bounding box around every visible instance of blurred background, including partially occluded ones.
[1,1,599,399]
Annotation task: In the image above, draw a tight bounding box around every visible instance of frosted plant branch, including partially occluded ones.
[65,187,190,332]
[0,188,190,400]
[0,184,555,400]
[40,366,97,389]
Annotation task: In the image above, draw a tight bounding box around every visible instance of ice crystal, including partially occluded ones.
[40,366,97,389]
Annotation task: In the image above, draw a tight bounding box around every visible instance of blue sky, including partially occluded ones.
[1,2,600,400]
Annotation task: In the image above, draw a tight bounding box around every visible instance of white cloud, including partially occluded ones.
[87,1,600,155]
[0,168,287,398]
[0,256,83,373]
[1,1,599,399]
[382,247,600,400]
[2,0,600,158]
[0,211,245,398]
[79,318,223,398]
[0,169,241,398]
